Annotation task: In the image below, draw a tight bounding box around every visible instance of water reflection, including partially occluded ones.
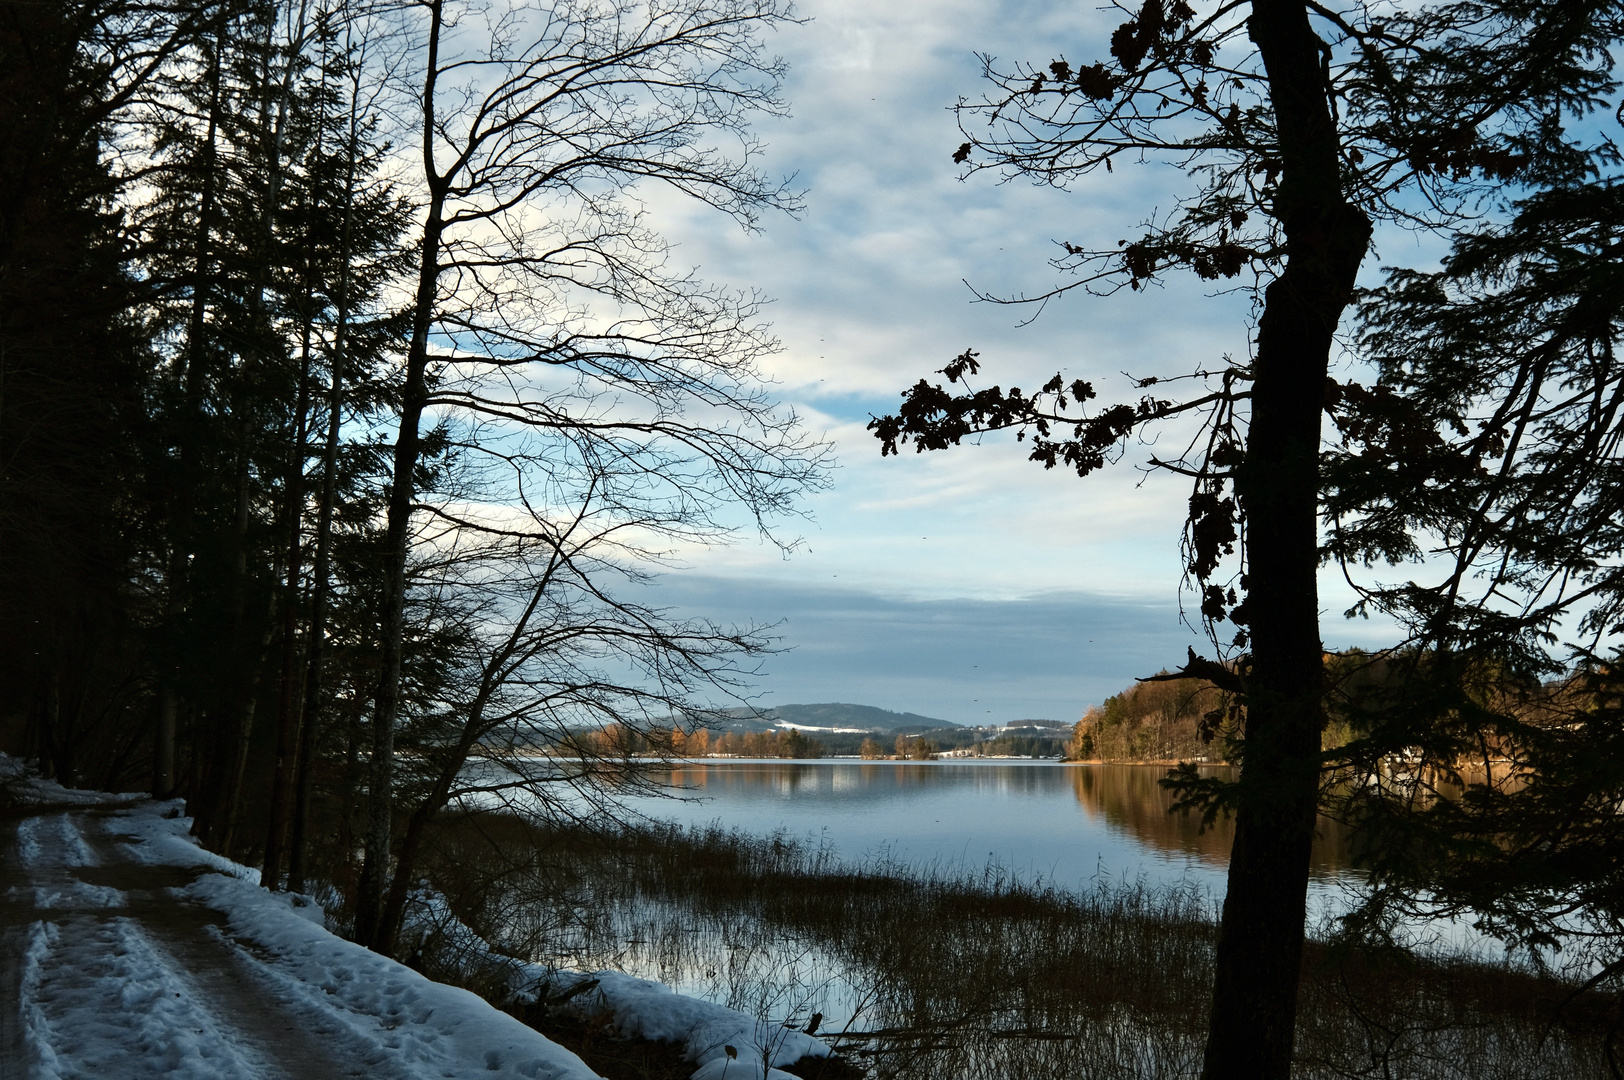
[626,760,1357,891]
[466,763,1570,1080]
[1067,764,1354,875]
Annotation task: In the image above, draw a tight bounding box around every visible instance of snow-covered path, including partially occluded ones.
[0,770,838,1080]
[0,789,604,1080]
[2,804,380,1080]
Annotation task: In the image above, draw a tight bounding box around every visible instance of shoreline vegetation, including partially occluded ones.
[412,813,1612,1080]
[553,673,1238,764]
[558,723,1074,762]
[560,654,1558,768]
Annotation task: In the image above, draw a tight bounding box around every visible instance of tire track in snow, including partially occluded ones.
[21,914,275,1080]
[2,808,395,1080]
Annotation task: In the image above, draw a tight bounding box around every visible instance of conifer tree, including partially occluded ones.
[261,4,415,889]
[1321,130,1624,998]
[0,0,153,787]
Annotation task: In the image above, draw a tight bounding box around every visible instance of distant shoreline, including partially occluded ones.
[656,755,1231,766]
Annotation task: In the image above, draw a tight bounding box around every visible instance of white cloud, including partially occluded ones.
[601,0,1412,713]
[630,1,1268,612]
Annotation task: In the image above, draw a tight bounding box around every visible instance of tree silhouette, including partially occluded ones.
[872,2,1622,1075]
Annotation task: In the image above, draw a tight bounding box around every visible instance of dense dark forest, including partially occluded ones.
[0,0,824,952]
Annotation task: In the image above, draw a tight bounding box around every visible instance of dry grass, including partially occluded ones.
[412,812,1614,1080]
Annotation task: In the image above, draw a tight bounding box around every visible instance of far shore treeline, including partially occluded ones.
[564,716,1075,760]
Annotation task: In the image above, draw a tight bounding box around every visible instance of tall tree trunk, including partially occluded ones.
[263,315,315,887]
[169,22,223,812]
[212,462,270,854]
[288,61,359,890]
[154,685,177,797]
[1199,4,1371,1079]
[288,281,347,895]
[354,0,446,950]
[355,208,443,943]
[374,752,462,955]
[376,565,554,951]
[339,684,364,874]
[287,335,341,893]
[212,0,312,857]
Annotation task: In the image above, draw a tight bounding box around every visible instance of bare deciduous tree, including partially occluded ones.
[355,0,825,949]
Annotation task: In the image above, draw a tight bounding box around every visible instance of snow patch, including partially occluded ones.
[8,758,842,1080]
[112,800,256,879]
[22,915,276,1080]
[772,722,874,734]
[20,921,62,1078]
[17,813,98,868]
[0,756,141,807]
[25,880,125,909]
[538,970,828,1080]
[404,889,840,1080]
[116,808,602,1080]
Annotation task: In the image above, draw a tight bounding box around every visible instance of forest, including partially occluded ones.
[0,0,824,955]
[1067,676,1224,764]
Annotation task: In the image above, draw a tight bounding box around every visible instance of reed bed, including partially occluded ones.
[412,812,1614,1080]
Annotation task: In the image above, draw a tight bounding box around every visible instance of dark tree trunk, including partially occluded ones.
[215,632,270,855]
[263,318,315,887]
[214,0,309,859]
[376,570,550,951]
[289,67,363,893]
[1199,4,1371,1078]
[208,456,267,855]
[288,256,347,894]
[354,0,447,949]
[374,759,460,956]
[354,212,441,945]
[168,24,223,814]
[339,685,365,874]
[153,685,176,797]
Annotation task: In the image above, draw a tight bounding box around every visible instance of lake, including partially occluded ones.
[480,758,1518,1072]
[611,759,1357,904]
[492,760,1566,1079]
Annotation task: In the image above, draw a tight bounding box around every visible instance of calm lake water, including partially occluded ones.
[492,759,1518,1065]
[614,759,1357,903]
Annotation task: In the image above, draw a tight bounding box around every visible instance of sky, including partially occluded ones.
[628,0,1408,724]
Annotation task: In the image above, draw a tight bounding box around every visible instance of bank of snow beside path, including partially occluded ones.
[5,765,835,1080]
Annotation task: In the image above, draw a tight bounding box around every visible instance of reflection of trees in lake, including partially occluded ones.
[666,761,834,796]
[652,762,1356,878]
[1068,766,1353,875]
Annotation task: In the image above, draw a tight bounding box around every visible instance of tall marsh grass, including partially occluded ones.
[414,813,1613,1079]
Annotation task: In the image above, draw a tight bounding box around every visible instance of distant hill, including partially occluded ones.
[712,702,958,734]
[684,703,1072,758]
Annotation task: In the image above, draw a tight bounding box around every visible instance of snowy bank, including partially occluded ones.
[6,776,599,1080]
[4,760,839,1080]
[518,969,832,1080]
[401,879,838,1080]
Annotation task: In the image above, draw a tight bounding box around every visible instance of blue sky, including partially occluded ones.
[632,0,1405,724]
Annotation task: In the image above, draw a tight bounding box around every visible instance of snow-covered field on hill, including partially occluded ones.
[0,762,833,1080]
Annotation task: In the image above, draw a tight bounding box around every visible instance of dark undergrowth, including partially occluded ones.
[410,811,1616,1080]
